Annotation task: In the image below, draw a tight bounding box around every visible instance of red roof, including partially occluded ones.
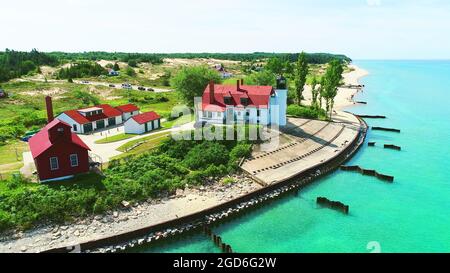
[130,111,161,124]
[116,104,140,113]
[202,84,274,111]
[29,119,90,159]
[63,104,122,124]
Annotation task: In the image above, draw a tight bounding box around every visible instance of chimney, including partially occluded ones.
[45,96,54,123]
[237,79,240,91]
[240,79,244,86]
[209,80,215,104]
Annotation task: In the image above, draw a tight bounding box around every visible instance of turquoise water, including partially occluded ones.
[137,61,450,253]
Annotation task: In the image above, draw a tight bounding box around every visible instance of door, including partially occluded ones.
[226,109,233,123]
[108,117,116,126]
[96,120,105,129]
[83,123,93,133]
[144,122,148,132]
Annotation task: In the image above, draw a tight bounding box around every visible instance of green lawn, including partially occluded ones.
[94,133,135,144]
[116,131,171,153]
[0,141,28,179]
[161,115,192,129]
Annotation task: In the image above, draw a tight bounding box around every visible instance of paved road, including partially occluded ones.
[15,78,173,93]
[74,80,172,93]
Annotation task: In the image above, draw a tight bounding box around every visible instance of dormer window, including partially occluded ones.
[240,97,249,106]
[224,96,233,105]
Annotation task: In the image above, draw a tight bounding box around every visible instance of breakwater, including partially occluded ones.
[357,115,386,119]
[42,116,367,253]
[372,127,401,133]
[384,144,401,151]
[340,165,394,183]
[317,197,349,215]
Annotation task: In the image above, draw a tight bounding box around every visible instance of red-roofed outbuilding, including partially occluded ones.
[124,111,161,134]
[56,103,140,134]
[28,112,91,182]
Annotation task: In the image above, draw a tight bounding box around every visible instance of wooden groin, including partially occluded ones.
[368,142,376,147]
[42,116,368,254]
[356,101,368,105]
[340,165,394,183]
[317,197,349,215]
[384,144,401,151]
[203,226,233,253]
[357,115,386,119]
[372,127,401,133]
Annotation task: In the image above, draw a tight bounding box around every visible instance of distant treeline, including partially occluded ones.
[48,52,164,65]
[0,49,352,82]
[47,52,351,64]
[0,49,58,82]
[57,62,107,79]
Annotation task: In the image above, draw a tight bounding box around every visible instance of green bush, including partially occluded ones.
[287,104,327,120]
[0,129,257,232]
[182,142,229,170]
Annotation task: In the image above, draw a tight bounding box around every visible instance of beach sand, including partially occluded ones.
[301,64,369,111]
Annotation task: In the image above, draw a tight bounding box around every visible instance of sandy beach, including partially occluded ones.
[301,64,369,111]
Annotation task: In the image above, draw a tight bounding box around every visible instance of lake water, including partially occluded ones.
[134,61,450,253]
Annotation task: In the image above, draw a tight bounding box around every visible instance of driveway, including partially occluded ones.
[78,122,194,162]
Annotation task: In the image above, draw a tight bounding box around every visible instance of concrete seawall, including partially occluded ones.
[43,114,368,253]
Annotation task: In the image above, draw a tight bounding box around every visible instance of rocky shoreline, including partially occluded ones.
[0,173,261,253]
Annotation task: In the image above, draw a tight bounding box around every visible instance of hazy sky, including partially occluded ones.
[1,0,450,59]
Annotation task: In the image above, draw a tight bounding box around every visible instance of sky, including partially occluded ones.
[1,0,450,59]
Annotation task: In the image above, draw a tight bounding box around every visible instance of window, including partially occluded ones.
[207,111,213,118]
[257,109,261,116]
[202,111,207,118]
[50,157,59,170]
[70,154,79,167]
[224,96,233,105]
[73,124,78,131]
[240,98,249,106]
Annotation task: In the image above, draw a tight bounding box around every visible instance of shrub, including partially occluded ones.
[182,142,229,170]
[287,104,327,120]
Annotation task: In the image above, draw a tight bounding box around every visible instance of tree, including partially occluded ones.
[246,70,276,86]
[310,76,320,108]
[294,52,308,105]
[113,63,120,71]
[125,66,136,77]
[171,66,222,106]
[265,57,284,75]
[321,59,344,119]
[128,59,137,67]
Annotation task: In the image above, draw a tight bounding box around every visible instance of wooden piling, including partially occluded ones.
[372,127,401,133]
[357,115,386,119]
[340,165,394,183]
[317,197,349,215]
[384,144,401,151]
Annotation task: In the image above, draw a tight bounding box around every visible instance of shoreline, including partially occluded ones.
[335,64,370,111]
[301,64,369,111]
[0,65,370,254]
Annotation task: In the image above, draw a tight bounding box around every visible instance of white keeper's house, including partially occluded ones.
[56,103,140,134]
[196,77,287,126]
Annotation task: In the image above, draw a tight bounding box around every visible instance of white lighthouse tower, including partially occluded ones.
[270,75,287,126]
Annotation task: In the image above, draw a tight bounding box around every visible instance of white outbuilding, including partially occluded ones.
[124,111,161,134]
